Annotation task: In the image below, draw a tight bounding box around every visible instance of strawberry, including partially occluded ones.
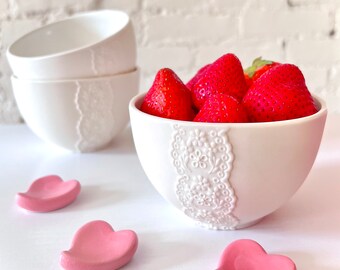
[140,68,195,121]
[194,93,248,123]
[191,53,248,109]
[244,57,279,88]
[244,73,253,89]
[243,64,318,122]
[186,64,210,91]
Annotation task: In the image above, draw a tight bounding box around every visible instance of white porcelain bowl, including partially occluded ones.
[129,93,327,230]
[12,68,140,152]
[7,10,136,80]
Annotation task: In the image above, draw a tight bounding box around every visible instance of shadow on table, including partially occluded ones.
[246,160,340,269]
[59,184,129,213]
[283,251,339,270]
[251,160,340,235]
[128,231,202,269]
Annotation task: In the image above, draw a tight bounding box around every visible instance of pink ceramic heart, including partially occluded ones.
[217,239,296,270]
[60,220,138,270]
[16,175,81,212]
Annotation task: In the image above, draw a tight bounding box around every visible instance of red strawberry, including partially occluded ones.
[244,57,279,88]
[140,68,195,121]
[244,73,253,89]
[186,64,210,91]
[194,93,248,123]
[243,64,318,122]
[191,53,248,109]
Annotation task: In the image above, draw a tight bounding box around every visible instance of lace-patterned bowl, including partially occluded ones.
[129,93,327,230]
[7,10,136,80]
[12,68,140,152]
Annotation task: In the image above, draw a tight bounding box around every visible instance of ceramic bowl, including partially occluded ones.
[7,9,136,80]
[129,93,327,230]
[12,68,140,152]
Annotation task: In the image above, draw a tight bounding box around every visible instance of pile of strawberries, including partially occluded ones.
[140,53,318,123]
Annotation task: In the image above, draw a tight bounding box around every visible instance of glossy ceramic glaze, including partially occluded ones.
[60,220,138,270]
[7,10,136,79]
[217,239,296,270]
[12,68,139,152]
[16,175,81,212]
[129,93,327,230]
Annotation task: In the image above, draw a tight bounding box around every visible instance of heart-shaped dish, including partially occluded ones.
[16,175,81,212]
[217,239,296,270]
[60,220,138,270]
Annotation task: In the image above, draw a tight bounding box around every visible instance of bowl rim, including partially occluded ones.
[11,67,140,84]
[129,92,327,128]
[7,9,131,60]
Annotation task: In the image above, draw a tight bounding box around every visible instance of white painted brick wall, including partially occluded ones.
[1,0,340,123]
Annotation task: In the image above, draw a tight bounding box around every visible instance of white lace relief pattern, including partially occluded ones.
[171,125,239,230]
[75,81,115,152]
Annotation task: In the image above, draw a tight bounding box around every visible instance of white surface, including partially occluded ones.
[0,115,340,270]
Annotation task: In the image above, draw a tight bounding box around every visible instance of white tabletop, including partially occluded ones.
[1,115,340,270]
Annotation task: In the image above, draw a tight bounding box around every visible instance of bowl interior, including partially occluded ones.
[8,10,129,58]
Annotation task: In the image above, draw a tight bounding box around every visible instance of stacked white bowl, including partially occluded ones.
[7,10,139,152]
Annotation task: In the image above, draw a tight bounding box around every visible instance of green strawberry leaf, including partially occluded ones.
[244,57,273,78]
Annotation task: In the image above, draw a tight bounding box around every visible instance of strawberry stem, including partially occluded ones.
[244,57,273,78]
